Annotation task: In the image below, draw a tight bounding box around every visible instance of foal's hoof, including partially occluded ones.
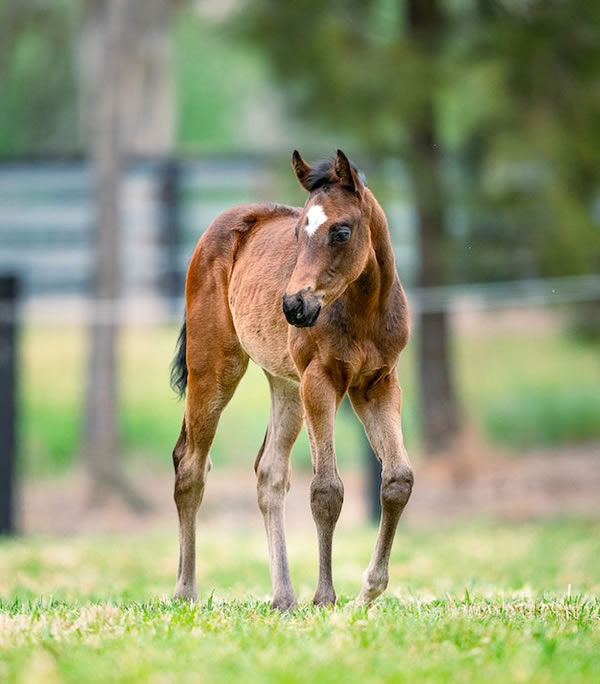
[357,572,388,604]
[271,592,298,612]
[356,583,386,605]
[356,589,377,605]
[312,588,336,607]
[173,582,198,602]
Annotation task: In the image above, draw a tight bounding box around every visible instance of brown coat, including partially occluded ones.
[172,150,413,609]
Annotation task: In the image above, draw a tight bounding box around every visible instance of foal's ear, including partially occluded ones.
[335,149,362,194]
[291,150,312,191]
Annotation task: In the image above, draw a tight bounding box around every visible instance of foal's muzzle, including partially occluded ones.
[282,290,322,328]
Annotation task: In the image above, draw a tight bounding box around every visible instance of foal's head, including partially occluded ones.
[283,149,371,328]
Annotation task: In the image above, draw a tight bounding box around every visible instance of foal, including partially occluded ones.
[171,150,413,609]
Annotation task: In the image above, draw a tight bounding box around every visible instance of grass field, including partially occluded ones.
[1,520,599,682]
[21,321,600,476]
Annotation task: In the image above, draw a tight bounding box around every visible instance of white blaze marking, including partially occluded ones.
[305,204,327,237]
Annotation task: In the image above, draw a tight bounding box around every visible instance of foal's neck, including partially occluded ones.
[348,192,397,314]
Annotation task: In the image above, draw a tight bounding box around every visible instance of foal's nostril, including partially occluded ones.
[282,294,294,316]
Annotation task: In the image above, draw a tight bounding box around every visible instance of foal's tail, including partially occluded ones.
[170,316,188,398]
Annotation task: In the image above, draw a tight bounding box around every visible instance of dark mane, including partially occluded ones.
[242,202,301,230]
[304,157,368,192]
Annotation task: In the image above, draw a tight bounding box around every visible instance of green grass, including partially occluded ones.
[1,520,599,682]
[19,322,600,476]
[19,325,371,476]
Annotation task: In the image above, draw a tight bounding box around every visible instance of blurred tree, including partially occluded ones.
[239,0,463,455]
[0,0,81,155]
[447,0,600,285]
[450,0,600,339]
[406,0,462,453]
[81,0,180,507]
[79,0,178,156]
[239,0,600,454]
[83,0,127,507]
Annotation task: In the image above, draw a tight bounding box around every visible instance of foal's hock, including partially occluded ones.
[171,150,413,609]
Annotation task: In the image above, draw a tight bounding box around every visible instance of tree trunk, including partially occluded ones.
[84,0,124,506]
[81,0,177,507]
[78,0,176,157]
[407,0,462,455]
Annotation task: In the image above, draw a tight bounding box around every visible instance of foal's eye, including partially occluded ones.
[331,227,351,244]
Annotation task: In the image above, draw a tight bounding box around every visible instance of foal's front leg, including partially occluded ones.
[350,374,414,603]
[301,364,344,607]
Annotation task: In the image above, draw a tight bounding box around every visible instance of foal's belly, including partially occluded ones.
[228,221,300,382]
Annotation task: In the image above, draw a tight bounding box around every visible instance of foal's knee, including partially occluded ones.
[172,424,187,474]
[256,463,289,515]
[174,453,208,504]
[381,466,414,512]
[310,475,344,525]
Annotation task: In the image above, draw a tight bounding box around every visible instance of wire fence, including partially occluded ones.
[1,156,599,325]
[1,274,599,326]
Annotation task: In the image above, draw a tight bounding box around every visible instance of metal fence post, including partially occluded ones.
[365,438,382,523]
[159,158,183,315]
[0,274,18,535]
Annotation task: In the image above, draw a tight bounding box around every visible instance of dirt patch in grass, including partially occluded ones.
[17,443,600,536]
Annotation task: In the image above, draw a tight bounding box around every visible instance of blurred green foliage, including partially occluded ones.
[174,7,274,152]
[0,0,81,155]
[20,324,600,477]
[3,2,600,472]
[238,0,600,282]
[2,1,599,279]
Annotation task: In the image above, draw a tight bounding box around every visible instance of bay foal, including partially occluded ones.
[171,150,414,609]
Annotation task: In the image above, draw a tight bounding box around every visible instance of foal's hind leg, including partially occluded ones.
[255,373,303,611]
[173,338,248,601]
[349,373,414,603]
